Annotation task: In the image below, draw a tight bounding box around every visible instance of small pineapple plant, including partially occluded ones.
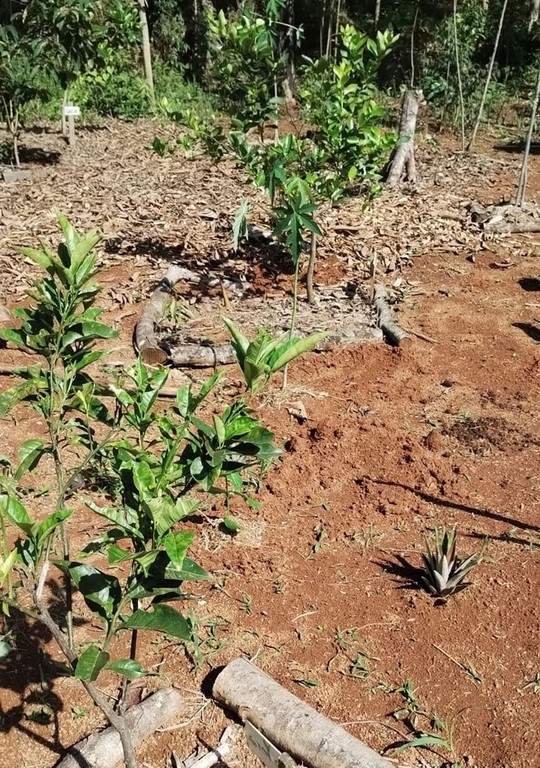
[420,525,480,598]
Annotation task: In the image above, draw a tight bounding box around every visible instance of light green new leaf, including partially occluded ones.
[15,439,47,479]
[1,493,32,534]
[269,332,327,372]
[232,199,250,251]
[223,318,249,363]
[163,530,195,568]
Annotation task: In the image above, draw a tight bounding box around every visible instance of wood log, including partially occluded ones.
[168,342,235,367]
[55,688,183,768]
[134,265,189,364]
[212,658,393,768]
[386,89,423,187]
[373,286,409,347]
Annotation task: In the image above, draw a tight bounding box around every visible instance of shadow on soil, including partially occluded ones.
[105,235,294,294]
[365,478,540,533]
[18,146,61,166]
[518,277,540,292]
[373,553,424,592]
[494,141,540,154]
[0,583,86,757]
[513,322,540,342]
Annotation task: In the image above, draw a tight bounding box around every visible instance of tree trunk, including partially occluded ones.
[468,0,509,152]
[284,0,297,100]
[213,659,393,768]
[373,286,409,347]
[374,0,381,28]
[516,63,540,207]
[333,0,342,61]
[453,0,466,150]
[138,0,155,106]
[62,88,69,136]
[530,0,539,30]
[410,4,419,87]
[385,89,422,186]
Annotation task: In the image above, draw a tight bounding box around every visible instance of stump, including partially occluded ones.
[386,89,423,187]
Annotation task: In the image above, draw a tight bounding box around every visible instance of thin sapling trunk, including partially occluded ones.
[516,63,540,207]
[138,0,155,107]
[468,0,509,151]
[306,231,317,304]
[453,0,466,150]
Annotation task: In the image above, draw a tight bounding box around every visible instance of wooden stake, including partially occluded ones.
[67,101,75,148]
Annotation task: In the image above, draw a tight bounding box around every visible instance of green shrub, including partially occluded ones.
[72,64,151,119]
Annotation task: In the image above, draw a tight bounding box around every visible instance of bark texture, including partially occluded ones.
[374,286,409,347]
[386,89,422,186]
[55,688,183,768]
[213,658,393,768]
[134,265,187,364]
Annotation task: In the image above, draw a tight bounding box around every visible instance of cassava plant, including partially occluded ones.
[0,215,281,767]
[420,525,480,599]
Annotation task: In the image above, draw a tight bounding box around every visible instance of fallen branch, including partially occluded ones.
[212,658,392,768]
[373,286,409,347]
[168,343,235,368]
[135,265,188,364]
[55,687,184,768]
[483,221,540,234]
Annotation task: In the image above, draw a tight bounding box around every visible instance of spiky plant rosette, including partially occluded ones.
[421,525,479,598]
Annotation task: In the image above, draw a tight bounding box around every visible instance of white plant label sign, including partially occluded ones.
[63,105,81,117]
[245,721,287,768]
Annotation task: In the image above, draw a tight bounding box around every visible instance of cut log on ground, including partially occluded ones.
[135,265,188,364]
[373,286,409,347]
[55,687,183,768]
[213,658,393,768]
[168,342,235,368]
[385,89,423,186]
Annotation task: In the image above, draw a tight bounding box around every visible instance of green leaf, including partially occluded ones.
[15,439,47,479]
[18,246,53,270]
[0,380,44,418]
[75,645,110,683]
[105,659,146,680]
[222,517,241,533]
[269,332,326,373]
[66,563,122,623]
[232,199,250,251]
[223,317,249,363]
[121,604,191,640]
[392,733,451,754]
[133,460,156,495]
[36,508,72,545]
[1,493,32,533]
[163,530,194,568]
[0,639,12,662]
[149,497,199,538]
[213,414,226,444]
